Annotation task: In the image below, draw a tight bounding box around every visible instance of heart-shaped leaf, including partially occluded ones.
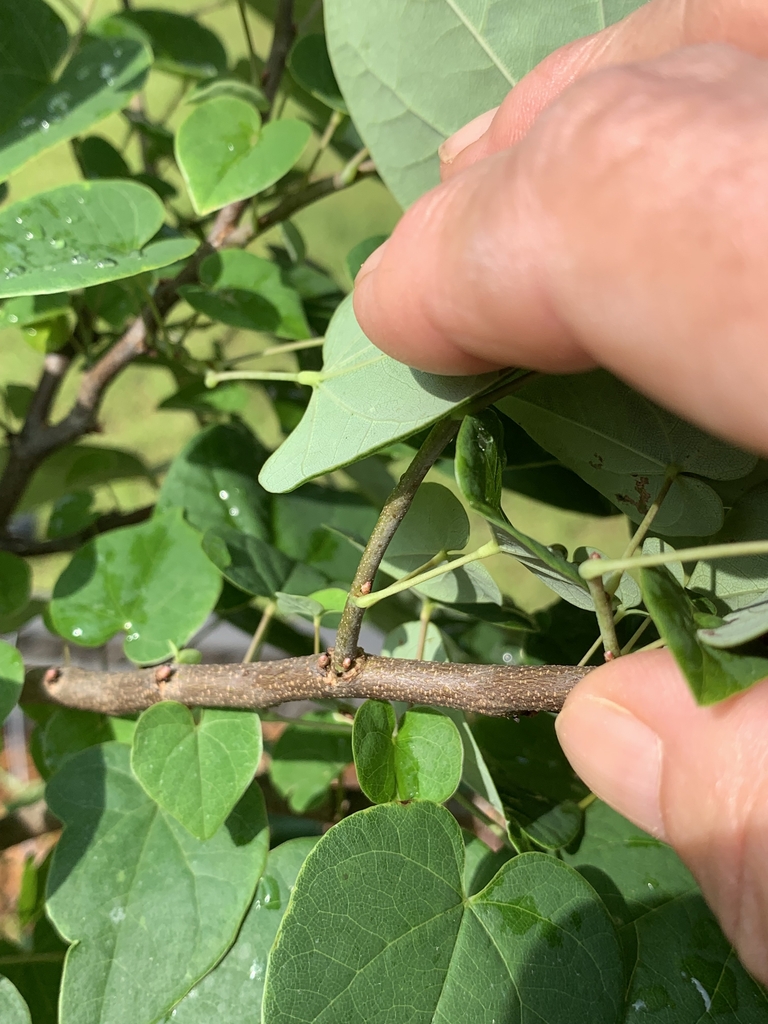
[0,1,150,179]
[0,181,197,299]
[263,802,624,1023]
[179,250,310,339]
[0,640,24,730]
[170,837,318,1024]
[46,743,269,1024]
[0,979,31,1024]
[49,508,222,665]
[259,295,512,492]
[131,702,262,840]
[352,701,398,804]
[176,96,311,215]
[325,0,647,205]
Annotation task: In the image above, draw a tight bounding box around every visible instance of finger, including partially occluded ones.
[442,0,768,180]
[556,648,768,986]
[355,45,768,455]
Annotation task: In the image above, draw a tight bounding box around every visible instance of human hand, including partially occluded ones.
[353,0,768,986]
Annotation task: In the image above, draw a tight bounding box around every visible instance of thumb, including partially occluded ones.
[556,649,768,986]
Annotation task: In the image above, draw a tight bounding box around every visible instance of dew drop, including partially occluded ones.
[50,238,65,250]
[227,143,235,152]
[4,266,25,279]
[228,506,240,517]
[76,66,90,81]
[64,216,73,225]
[24,231,34,241]
[109,906,126,924]
[95,258,118,269]
[40,120,50,131]
[14,217,22,225]
[218,490,229,500]
[72,628,83,638]
[77,197,85,205]
[71,254,88,265]
[25,328,37,338]
[124,622,132,631]
[7,314,17,323]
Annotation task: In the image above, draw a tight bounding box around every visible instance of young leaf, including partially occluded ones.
[289,34,347,112]
[270,715,353,813]
[176,97,311,216]
[642,566,768,704]
[108,10,227,79]
[49,508,222,665]
[0,26,151,181]
[0,551,30,618]
[352,700,397,804]
[179,250,310,339]
[132,704,261,841]
[157,422,271,540]
[275,592,324,620]
[0,978,31,1024]
[259,295,511,492]
[263,803,624,1023]
[325,0,647,205]
[0,181,197,298]
[170,837,319,1023]
[395,706,463,803]
[0,640,23,729]
[456,410,591,608]
[46,743,269,1024]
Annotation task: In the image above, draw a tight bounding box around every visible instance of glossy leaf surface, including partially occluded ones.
[259,296,509,492]
[49,508,222,664]
[395,706,463,803]
[264,802,624,1023]
[0,182,196,298]
[132,703,262,840]
[46,743,269,1024]
[171,837,319,1023]
[352,700,397,804]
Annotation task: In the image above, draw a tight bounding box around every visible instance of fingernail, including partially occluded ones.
[438,108,497,164]
[354,239,389,286]
[556,695,666,839]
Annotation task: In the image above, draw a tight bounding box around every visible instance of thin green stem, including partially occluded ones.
[453,789,514,849]
[305,109,345,179]
[354,540,500,609]
[577,633,604,669]
[585,556,622,660]
[578,792,598,812]
[633,637,667,655]
[237,0,260,87]
[206,369,320,387]
[416,600,435,661]
[621,615,653,656]
[580,538,768,581]
[225,338,324,365]
[606,466,679,596]
[313,615,321,657]
[243,601,276,663]
[336,146,370,187]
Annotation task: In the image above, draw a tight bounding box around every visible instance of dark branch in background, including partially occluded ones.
[0,506,153,556]
[23,658,590,718]
[261,0,296,109]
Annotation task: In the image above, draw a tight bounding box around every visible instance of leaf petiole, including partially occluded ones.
[580,538,768,581]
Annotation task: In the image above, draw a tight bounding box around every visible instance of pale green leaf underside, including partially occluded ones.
[46,743,269,1024]
[326,0,647,206]
[0,978,31,1024]
[259,296,509,493]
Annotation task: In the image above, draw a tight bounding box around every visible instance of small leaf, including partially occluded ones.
[112,10,227,79]
[0,35,151,182]
[289,34,347,112]
[132,703,262,840]
[0,551,30,618]
[47,491,97,540]
[0,978,31,1024]
[352,700,397,804]
[346,233,388,281]
[0,293,70,330]
[263,803,624,1023]
[46,743,269,1024]
[274,592,324,619]
[0,181,196,299]
[270,715,352,814]
[395,706,463,803]
[170,837,318,1023]
[73,135,130,180]
[259,296,512,492]
[180,250,310,339]
[176,97,311,216]
[697,594,768,649]
[49,508,222,665]
[203,527,295,598]
[0,640,24,729]
[642,566,768,704]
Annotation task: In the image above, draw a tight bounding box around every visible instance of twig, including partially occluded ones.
[261,0,296,113]
[333,419,460,671]
[416,601,435,661]
[585,554,622,660]
[0,506,154,557]
[621,615,653,656]
[244,601,276,663]
[22,657,591,719]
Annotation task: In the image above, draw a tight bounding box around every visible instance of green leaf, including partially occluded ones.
[0,0,68,127]
[159,379,249,415]
[73,135,130,180]
[157,422,271,539]
[170,837,319,1024]
[46,743,269,1024]
[395,706,463,803]
[270,715,353,813]
[0,11,151,182]
[0,640,24,729]
[443,707,505,816]
[263,802,624,1023]
[36,708,114,778]
[0,293,69,330]
[0,181,196,299]
[643,566,768,704]
[325,0,645,206]
[47,491,97,540]
[0,978,31,1024]
[259,295,512,492]
[179,250,310,339]
[0,551,30,618]
[275,591,324,619]
[113,10,227,79]
[696,594,768,649]
[176,97,311,216]
[500,372,755,536]
[462,833,513,897]
[131,703,262,840]
[352,700,397,804]
[0,916,66,1022]
[346,233,387,281]
[187,76,270,111]
[49,508,222,665]
[203,527,295,597]
[289,34,347,112]
[381,620,448,661]
[473,714,588,850]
